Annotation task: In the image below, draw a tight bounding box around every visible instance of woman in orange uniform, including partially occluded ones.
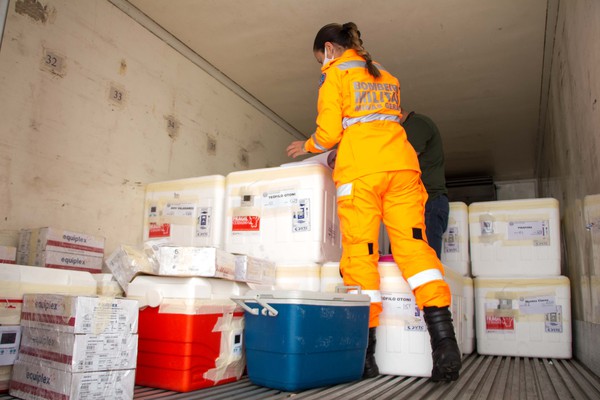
[286,22,461,382]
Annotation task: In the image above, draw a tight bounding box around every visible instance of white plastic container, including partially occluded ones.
[441,202,470,276]
[224,164,341,264]
[474,275,572,358]
[462,276,475,355]
[143,175,226,248]
[374,257,464,377]
[0,264,97,325]
[274,263,321,292]
[469,198,561,276]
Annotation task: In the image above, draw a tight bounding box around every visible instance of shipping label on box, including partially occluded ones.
[0,326,22,366]
[20,294,139,334]
[0,246,17,264]
[9,360,135,400]
[18,327,137,372]
[157,247,236,279]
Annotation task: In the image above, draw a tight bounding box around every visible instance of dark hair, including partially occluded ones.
[313,22,381,78]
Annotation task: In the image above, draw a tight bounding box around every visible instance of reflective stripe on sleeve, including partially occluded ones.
[406,269,444,290]
[311,133,328,151]
[336,183,353,198]
[342,113,400,129]
[349,289,382,303]
[337,60,387,72]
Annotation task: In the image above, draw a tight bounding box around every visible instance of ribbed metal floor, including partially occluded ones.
[2,354,600,400]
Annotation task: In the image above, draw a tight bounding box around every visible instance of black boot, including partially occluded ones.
[423,306,462,382]
[362,327,379,379]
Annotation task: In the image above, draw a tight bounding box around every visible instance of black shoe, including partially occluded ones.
[423,306,462,382]
[362,327,379,379]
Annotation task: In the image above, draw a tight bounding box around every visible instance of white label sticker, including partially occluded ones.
[263,189,299,208]
[545,305,563,333]
[443,226,460,254]
[381,292,426,331]
[196,207,212,238]
[507,220,549,241]
[292,198,311,232]
[164,203,196,217]
[518,295,556,315]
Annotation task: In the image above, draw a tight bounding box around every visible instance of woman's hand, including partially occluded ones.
[286,141,308,158]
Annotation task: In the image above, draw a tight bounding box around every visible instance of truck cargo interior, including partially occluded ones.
[1,0,599,399]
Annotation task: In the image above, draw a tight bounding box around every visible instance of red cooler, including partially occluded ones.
[127,276,248,392]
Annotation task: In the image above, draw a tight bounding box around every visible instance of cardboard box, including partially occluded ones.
[9,360,135,400]
[234,255,276,285]
[156,246,235,279]
[18,327,137,372]
[0,325,21,366]
[104,245,155,293]
[18,227,105,260]
[20,294,138,334]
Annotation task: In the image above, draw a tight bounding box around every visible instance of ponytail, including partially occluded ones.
[341,22,381,78]
[314,22,381,78]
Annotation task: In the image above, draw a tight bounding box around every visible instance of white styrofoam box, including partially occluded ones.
[234,254,276,285]
[127,275,249,309]
[105,245,155,293]
[18,227,105,261]
[143,175,226,248]
[469,198,561,277]
[0,264,97,325]
[474,276,572,358]
[0,246,16,264]
[93,273,125,297]
[156,246,236,279]
[9,360,135,400]
[0,326,21,366]
[274,263,321,292]
[224,164,341,264]
[441,202,470,275]
[18,327,138,372]
[462,277,475,355]
[320,262,344,293]
[374,260,464,377]
[20,294,139,334]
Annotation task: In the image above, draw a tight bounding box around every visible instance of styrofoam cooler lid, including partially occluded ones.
[127,275,249,307]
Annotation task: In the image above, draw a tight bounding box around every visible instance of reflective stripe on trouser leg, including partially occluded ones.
[336,176,384,328]
[382,170,451,309]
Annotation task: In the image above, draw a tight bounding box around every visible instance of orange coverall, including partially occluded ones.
[304,49,451,327]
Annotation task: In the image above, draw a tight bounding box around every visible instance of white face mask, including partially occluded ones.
[322,46,333,67]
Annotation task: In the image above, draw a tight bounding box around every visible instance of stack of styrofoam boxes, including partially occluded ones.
[0,263,97,391]
[9,293,139,400]
[127,276,248,392]
[17,227,105,273]
[224,164,342,291]
[321,256,464,377]
[441,201,475,355]
[469,198,572,358]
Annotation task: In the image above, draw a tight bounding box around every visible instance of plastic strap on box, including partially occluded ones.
[204,312,245,383]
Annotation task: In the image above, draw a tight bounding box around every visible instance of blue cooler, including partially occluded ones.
[232,290,370,391]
